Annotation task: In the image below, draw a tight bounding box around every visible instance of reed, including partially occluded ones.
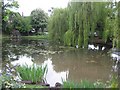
[16,64,48,83]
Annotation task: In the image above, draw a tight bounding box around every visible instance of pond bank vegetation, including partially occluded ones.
[0,63,119,89]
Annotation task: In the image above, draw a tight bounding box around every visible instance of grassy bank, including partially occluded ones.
[0,34,2,40]
[22,35,48,40]
[1,34,48,40]
[2,34,10,39]
[25,84,44,88]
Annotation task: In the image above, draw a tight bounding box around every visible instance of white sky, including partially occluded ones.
[17,0,70,16]
[8,0,120,16]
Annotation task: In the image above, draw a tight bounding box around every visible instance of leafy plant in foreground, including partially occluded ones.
[16,64,48,84]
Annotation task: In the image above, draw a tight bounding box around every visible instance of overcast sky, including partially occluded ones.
[17,0,70,16]
[14,0,120,16]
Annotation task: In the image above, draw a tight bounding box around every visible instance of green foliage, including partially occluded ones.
[16,64,48,83]
[31,8,48,33]
[64,30,74,46]
[79,80,105,88]
[22,35,48,40]
[3,11,32,34]
[16,16,32,33]
[25,84,44,88]
[107,75,118,88]
[0,74,25,88]
[62,76,119,88]
[62,80,106,88]
[103,1,120,49]
[2,0,19,32]
[48,2,107,47]
[48,1,120,49]
[48,8,69,43]
[2,0,32,35]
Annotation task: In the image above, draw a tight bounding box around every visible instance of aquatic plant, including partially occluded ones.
[16,64,48,83]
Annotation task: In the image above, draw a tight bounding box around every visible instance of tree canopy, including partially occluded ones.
[48,1,120,49]
[2,0,19,33]
[2,0,32,35]
[30,8,48,34]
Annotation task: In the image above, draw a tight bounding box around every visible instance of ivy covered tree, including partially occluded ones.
[2,0,19,34]
[30,8,48,34]
[2,0,32,35]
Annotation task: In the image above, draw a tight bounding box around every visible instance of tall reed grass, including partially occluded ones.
[16,64,48,83]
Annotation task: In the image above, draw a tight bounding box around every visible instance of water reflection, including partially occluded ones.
[110,49,120,88]
[50,49,112,82]
[42,58,69,86]
[2,39,117,86]
[11,55,33,66]
[11,55,69,87]
[88,44,106,51]
[111,52,120,61]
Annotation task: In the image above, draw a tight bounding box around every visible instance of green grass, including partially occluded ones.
[25,84,45,88]
[0,34,10,40]
[62,80,106,88]
[0,34,2,39]
[62,79,119,88]
[16,64,48,83]
[22,35,48,40]
[2,34,10,38]
[1,34,48,40]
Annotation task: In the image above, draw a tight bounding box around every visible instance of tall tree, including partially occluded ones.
[30,8,48,34]
[48,1,120,49]
[48,8,69,43]
[2,0,19,33]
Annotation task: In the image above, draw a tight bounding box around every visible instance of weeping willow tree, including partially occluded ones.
[64,2,75,46]
[48,8,69,43]
[118,1,120,49]
[48,1,120,49]
[64,2,90,47]
[103,1,120,49]
[63,2,107,48]
[114,1,120,49]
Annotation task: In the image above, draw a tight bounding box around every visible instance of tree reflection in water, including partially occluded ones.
[42,58,69,87]
[11,56,69,87]
[2,39,119,87]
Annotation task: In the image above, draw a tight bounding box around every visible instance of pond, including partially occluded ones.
[2,38,118,87]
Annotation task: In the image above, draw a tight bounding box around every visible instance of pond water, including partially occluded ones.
[2,39,117,87]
